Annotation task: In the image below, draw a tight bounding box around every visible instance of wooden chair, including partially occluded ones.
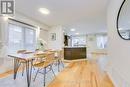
[33,53,46,64]
[33,52,56,87]
[56,50,64,72]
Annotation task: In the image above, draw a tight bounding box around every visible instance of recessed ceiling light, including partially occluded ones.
[70,28,75,31]
[39,8,50,15]
[75,33,79,35]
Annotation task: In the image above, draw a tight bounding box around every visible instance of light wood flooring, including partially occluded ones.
[48,60,114,87]
[0,60,114,87]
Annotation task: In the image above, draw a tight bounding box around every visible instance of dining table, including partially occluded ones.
[8,50,57,87]
[8,53,35,87]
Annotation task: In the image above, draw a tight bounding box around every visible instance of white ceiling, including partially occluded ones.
[15,0,109,35]
[63,14,107,35]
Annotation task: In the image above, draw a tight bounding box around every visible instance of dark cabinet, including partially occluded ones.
[64,47,86,60]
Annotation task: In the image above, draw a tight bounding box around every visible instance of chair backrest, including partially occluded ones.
[45,52,55,64]
[57,50,64,59]
[34,53,47,59]
[17,50,26,54]
[33,53,47,64]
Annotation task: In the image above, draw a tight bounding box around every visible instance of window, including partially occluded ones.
[96,34,107,49]
[8,23,36,54]
[72,36,86,47]
[25,27,36,51]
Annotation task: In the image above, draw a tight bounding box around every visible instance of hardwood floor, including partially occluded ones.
[0,70,14,78]
[48,60,114,87]
[0,59,114,87]
[0,67,22,78]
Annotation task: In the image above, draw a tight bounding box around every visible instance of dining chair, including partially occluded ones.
[33,52,56,87]
[56,50,64,72]
[33,52,46,65]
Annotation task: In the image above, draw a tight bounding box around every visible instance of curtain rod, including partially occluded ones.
[8,18,37,28]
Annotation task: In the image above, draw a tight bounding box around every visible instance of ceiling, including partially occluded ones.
[15,0,109,35]
[63,14,107,35]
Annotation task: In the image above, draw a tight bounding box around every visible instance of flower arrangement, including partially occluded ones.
[37,38,47,51]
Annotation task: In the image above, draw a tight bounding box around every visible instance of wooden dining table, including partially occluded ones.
[8,53,35,87]
[8,51,49,87]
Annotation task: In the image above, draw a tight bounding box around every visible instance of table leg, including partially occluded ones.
[25,60,33,87]
[43,67,46,87]
[14,59,20,80]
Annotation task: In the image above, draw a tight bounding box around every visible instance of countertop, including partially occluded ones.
[64,46,86,48]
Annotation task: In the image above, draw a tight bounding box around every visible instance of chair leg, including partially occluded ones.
[33,68,39,81]
[58,60,60,72]
[43,67,46,87]
[22,63,25,76]
[32,65,37,74]
[57,60,64,72]
[61,61,64,68]
[54,61,57,66]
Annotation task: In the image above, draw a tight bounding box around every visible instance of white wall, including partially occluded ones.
[107,0,130,86]
[86,34,97,58]
[0,17,8,58]
[0,17,8,72]
[48,26,64,50]
[39,29,49,50]
[87,34,97,52]
[39,29,49,43]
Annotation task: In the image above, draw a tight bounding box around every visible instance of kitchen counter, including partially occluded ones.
[64,46,86,48]
[64,47,87,60]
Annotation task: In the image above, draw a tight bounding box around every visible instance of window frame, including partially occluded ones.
[8,21,37,54]
[96,34,107,49]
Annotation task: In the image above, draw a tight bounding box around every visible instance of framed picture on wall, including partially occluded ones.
[51,33,56,41]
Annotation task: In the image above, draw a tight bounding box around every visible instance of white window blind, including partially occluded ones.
[25,27,36,51]
[8,23,36,54]
[96,35,107,49]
